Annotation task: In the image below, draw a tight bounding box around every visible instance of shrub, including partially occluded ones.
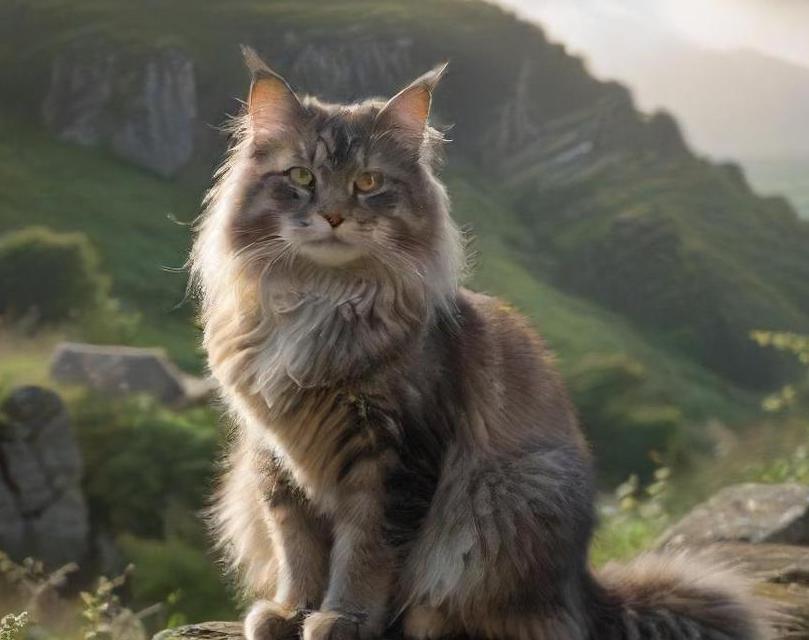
[66,393,234,624]
[568,354,681,484]
[0,227,107,323]
[69,394,220,539]
[751,331,809,412]
[119,536,236,625]
[0,226,136,340]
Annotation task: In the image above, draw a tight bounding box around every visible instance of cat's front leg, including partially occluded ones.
[246,473,331,640]
[304,455,396,640]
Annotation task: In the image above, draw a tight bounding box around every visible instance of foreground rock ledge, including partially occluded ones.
[154,621,244,640]
[154,542,809,639]
[657,482,809,548]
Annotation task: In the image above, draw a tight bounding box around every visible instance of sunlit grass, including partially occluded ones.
[0,329,62,388]
[591,514,664,567]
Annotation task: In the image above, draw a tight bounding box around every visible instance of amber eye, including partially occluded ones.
[354,171,384,193]
[287,166,314,187]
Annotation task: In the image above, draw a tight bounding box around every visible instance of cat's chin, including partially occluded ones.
[298,239,365,267]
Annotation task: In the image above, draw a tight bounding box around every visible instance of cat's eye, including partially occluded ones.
[354,171,384,194]
[287,166,314,187]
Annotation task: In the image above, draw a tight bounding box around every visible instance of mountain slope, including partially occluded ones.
[0,111,200,368]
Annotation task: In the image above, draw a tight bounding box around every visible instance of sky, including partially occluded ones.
[495,0,809,70]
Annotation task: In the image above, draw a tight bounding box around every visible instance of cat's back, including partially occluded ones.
[449,288,584,447]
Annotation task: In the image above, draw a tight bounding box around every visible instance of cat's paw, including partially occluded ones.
[403,606,456,640]
[244,601,305,640]
[303,611,363,640]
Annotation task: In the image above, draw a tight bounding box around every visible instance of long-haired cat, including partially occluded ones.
[192,47,769,640]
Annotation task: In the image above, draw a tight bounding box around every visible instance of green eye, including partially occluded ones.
[288,166,314,187]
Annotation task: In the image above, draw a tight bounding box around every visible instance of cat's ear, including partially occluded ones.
[375,62,448,149]
[241,45,303,136]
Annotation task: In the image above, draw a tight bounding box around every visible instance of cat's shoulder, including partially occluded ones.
[457,287,532,325]
[455,287,546,345]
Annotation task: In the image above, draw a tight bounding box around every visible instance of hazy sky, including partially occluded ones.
[497,0,809,70]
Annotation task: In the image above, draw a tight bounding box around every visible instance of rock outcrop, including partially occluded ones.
[154,622,243,640]
[0,386,89,569]
[50,342,216,407]
[283,34,415,101]
[658,482,809,549]
[43,43,196,176]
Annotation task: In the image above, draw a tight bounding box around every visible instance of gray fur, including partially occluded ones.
[192,51,770,640]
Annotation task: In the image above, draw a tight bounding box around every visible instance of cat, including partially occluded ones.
[191,46,770,640]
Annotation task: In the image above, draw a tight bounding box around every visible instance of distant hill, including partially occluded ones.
[497,0,809,217]
[2,0,808,476]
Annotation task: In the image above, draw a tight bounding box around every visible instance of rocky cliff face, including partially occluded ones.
[0,386,89,569]
[43,43,196,177]
[282,33,416,101]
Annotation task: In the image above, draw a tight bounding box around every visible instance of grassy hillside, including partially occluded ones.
[508,155,809,388]
[0,111,200,369]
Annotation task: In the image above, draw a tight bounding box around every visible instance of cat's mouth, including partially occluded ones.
[283,217,367,266]
[306,235,349,246]
[297,234,365,266]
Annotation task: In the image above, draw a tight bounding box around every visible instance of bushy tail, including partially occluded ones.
[590,551,774,639]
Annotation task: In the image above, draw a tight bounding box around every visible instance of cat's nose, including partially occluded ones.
[321,212,344,228]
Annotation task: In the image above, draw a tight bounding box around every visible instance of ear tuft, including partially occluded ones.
[420,61,450,92]
[241,44,271,75]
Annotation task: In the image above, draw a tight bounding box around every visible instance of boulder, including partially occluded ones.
[50,342,216,407]
[42,42,196,177]
[658,482,809,549]
[0,386,89,568]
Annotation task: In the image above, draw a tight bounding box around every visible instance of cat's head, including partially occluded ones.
[200,47,463,293]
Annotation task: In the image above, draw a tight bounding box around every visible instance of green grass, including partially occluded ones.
[591,515,665,566]
[0,330,62,387]
[0,112,202,370]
